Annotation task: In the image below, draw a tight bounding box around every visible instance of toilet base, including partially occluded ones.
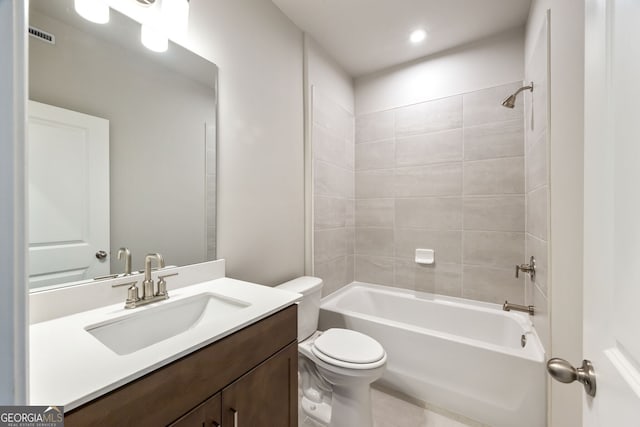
[301,395,331,425]
[328,383,373,427]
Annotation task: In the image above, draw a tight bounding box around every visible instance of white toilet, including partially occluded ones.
[277,277,386,427]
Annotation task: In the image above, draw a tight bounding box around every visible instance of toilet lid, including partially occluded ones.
[312,329,385,364]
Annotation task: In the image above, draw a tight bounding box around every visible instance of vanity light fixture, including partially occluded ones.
[409,29,427,44]
[141,10,168,52]
[139,0,190,53]
[162,0,190,35]
[74,0,190,53]
[74,0,110,24]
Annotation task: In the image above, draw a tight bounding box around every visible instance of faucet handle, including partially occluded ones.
[156,272,178,298]
[515,256,536,280]
[122,280,140,309]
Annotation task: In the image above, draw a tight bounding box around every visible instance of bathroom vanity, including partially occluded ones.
[29,260,301,426]
[66,305,297,426]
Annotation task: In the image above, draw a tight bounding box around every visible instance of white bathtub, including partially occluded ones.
[318,282,546,427]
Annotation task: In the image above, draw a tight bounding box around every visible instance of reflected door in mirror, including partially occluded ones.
[28,101,110,288]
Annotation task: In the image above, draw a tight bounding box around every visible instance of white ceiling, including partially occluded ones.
[272,0,532,77]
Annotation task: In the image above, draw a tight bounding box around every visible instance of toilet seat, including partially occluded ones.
[311,328,386,370]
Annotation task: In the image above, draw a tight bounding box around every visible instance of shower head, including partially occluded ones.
[501,82,534,109]
[501,94,518,109]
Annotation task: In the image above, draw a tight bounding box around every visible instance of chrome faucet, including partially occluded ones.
[117,247,132,275]
[142,253,165,300]
[124,252,177,309]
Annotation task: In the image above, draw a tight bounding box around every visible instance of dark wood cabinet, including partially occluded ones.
[169,393,221,427]
[64,305,297,427]
[222,342,297,427]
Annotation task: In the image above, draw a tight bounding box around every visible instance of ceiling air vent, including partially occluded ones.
[29,26,55,45]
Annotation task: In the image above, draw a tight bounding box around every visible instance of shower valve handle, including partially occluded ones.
[515,256,536,280]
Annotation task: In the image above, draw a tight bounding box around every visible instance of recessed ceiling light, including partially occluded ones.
[410,29,427,44]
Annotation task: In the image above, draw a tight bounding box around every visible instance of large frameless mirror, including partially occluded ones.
[28,0,217,291]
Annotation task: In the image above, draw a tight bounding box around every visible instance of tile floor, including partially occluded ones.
[299,386,487,427]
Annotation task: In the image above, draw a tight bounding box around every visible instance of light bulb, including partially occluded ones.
[74,0,110,24]
[410,29,427,44]
[161,0,190,36]
[141,20,168,52]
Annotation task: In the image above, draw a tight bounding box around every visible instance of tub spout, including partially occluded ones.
[503,301,535,315]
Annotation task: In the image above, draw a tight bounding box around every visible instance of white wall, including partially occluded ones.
[355,27,525,115]
[306,36,354,114]
[526,1,585,427]
[0,0,28,405]
[173,0,305,285]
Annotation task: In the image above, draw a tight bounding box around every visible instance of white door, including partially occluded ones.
[28,101,110,288]
[582,0,640,424]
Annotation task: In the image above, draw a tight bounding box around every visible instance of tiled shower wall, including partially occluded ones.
[525,19,550,351]
[312,90,355,296]
[354,82,527,304]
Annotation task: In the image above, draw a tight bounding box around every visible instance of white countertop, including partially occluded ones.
[29,277,300,411]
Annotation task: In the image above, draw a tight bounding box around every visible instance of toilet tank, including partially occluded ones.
[276,276,323,341]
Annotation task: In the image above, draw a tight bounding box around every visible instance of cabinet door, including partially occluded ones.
[169,392,221,427]
[222,342,298,427]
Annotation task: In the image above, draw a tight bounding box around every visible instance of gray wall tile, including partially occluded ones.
[396,95,462,136]
[463,157,524,195]
[356,110,395,143]
[314,196,346,230]
[355,255,395,286]
[531,284,549,352]
[395,197,462,230]
[355,227,394,256]
[396,129,463,167]
[526,133,548,192]
[395,229,462,263]
[335,82,529,305]
[312,91,355,292]
[394,259,463,296]
[345,138,355,170]
[463,81,524,127]
[355,198,394,227]
[526,233,548,296]
[395,163,463,197]
[463,231,525,268]
[463,196,525,232]
[462,265,525,304]
[313,125,348,169]
[316,255,351,297]
[464,119,524,161]
[346,227,355,254]
[527,186,548,240]
[356,169,395,198]
[314,160,353,198]
[313,91,353,141]
[355,140,396,170]
[314,228,347,264]
[345,199,355,227]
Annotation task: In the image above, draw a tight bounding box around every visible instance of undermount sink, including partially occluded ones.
[85,292,251,355]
